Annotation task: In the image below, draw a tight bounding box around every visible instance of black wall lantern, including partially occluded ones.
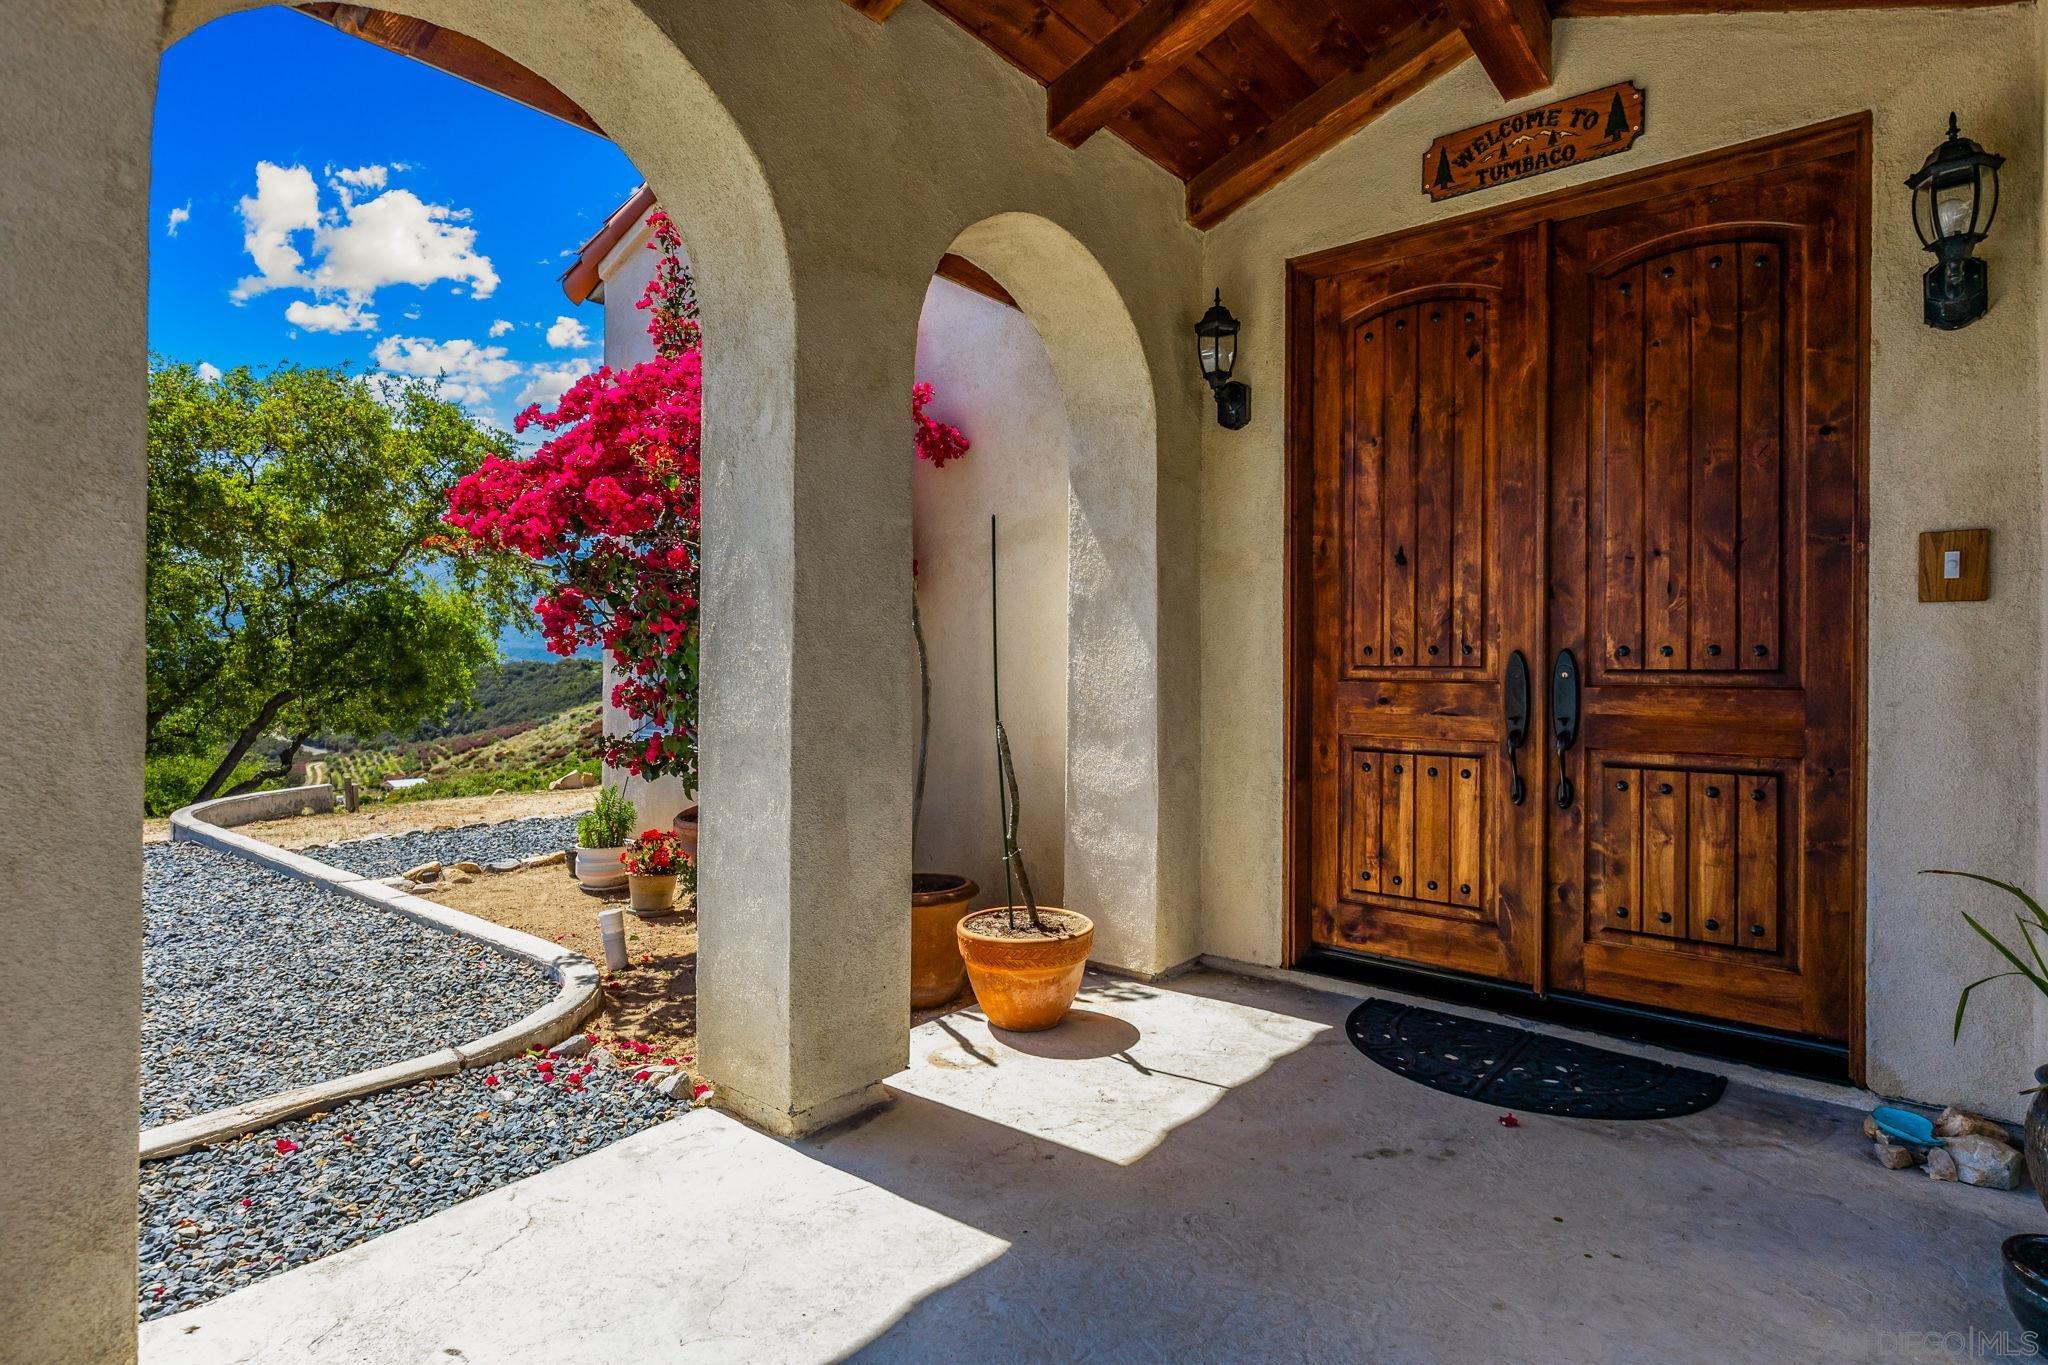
[1907,113,2003,330]
[1195,289,1250,430]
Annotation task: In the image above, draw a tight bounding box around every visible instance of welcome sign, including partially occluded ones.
[1423,82,1645,202]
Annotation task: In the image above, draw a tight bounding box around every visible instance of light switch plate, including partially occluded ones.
[1919,529,1990,602]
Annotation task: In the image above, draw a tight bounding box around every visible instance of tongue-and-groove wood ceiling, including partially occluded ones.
[850,0,1999,226]
[305,1,2000,232]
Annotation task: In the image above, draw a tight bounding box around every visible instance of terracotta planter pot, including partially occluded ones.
[629,871,679,914]
[671,804,699,860]
[957,907,1093,1031]
[910,874,979,1008]
[575,845,626,890]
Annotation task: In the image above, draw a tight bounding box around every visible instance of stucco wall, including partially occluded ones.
[1198,7,2047,1118]
[0,8,156,1361]
[911,275,1071,909]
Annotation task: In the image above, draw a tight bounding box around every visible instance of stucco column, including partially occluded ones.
[695,275,920,1136]
[0,5,156,1362]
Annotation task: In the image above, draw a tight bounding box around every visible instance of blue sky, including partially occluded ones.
[152,7,640,660]
[150,7,640,439]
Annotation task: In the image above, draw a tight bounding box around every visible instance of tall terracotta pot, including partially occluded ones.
[911,874,978,1008]
[958,907,1092,1031]
[671,803,699,860]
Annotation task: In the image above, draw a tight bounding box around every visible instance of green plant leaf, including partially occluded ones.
[1923,868,2048,929]
[1955,971,2024,1041]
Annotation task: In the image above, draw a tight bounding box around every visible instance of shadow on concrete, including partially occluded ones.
[798,968,2034,1362]
[991,1008,1141,1060]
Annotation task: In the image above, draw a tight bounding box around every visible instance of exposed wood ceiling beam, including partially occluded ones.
[936,254,1021,310]
[1553,0,2009,12]
[1048,0,1257,149]
[843,0,908,20]
[1186,12,1471,228]
[1446,0,1551,99]
[297,4,601,134]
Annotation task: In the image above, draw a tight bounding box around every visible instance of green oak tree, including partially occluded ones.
[147,361,537,804]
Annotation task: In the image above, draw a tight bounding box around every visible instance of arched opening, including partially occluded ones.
[928,214,1163,971]
[910,265,1072,915]
[96,0,804,1344]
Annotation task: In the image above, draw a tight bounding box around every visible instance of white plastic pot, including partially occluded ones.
[575,845,627,889]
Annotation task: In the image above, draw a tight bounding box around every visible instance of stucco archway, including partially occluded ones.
[939,213,1170,975]
[3,4,808,1357]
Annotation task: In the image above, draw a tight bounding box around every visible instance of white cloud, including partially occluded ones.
[545,315,593,350]
[166,202,191,237]
[516,360,595,410]
[488,319,514,338]
[196,361,222,383]
[284,298,378,333]
[312,189,498,300]
[230,161,498,333]
[330,164,387,191]
[232,162,321,299]
[373,334,522,409]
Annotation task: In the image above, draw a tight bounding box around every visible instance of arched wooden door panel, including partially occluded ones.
[1292,119,1865,1052]
[1304,229,1547,985]
[1545,149,1863,1043]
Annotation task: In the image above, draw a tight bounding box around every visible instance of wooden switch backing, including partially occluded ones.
[1918,529,1990,602]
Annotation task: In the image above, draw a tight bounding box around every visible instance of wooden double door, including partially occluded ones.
[1293,120,1866,1050]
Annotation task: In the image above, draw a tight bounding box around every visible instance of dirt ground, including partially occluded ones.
[425,864,699,1067]
[143,788,596,848]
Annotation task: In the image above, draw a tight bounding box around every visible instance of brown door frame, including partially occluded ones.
[1282,113,1870,1074]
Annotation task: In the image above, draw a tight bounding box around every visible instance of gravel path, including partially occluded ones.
[142,842,555,1129]
[305,815,585,879]
[139,1060,688,1320]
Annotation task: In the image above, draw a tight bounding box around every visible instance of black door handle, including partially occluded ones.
[1552,649,1580,809]
[1504,651,1530,806]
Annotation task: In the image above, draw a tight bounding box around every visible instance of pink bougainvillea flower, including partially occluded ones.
[239,1198,253,1209]
[273,1138,299,1155]
[1498,1114,1521,1129]
[661,1057,678,1066]
[484,1075,500,1088]
[634,1070,651,1081]
[440,211,968,789]
[691,1084,712,1100]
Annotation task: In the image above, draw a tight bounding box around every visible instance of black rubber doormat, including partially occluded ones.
[1346,998,1727,1120]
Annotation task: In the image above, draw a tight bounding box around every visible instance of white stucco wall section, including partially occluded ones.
[911,275,1071,910]
[1198,7,2047,1118]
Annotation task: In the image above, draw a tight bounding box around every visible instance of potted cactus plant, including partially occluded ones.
[575,784,637,890]
[957,516,1091,1031]
[624,827,692,914]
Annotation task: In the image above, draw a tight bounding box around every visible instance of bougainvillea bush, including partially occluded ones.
[443,208,969,789]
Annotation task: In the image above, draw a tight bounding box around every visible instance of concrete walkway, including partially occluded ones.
[141,970,2038,1363]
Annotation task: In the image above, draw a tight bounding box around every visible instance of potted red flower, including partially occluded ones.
[624,827,692,915]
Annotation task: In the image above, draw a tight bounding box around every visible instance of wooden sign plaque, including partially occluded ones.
[1424,82,1645,202]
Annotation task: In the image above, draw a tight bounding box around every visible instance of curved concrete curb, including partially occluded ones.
[148,795,603,1161]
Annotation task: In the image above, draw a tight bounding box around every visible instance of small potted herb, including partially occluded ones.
[625,827,693,914]
[575,785,637,890]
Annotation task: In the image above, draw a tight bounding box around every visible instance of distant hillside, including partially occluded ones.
[330,702,603,802]
[325,658,602,750]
